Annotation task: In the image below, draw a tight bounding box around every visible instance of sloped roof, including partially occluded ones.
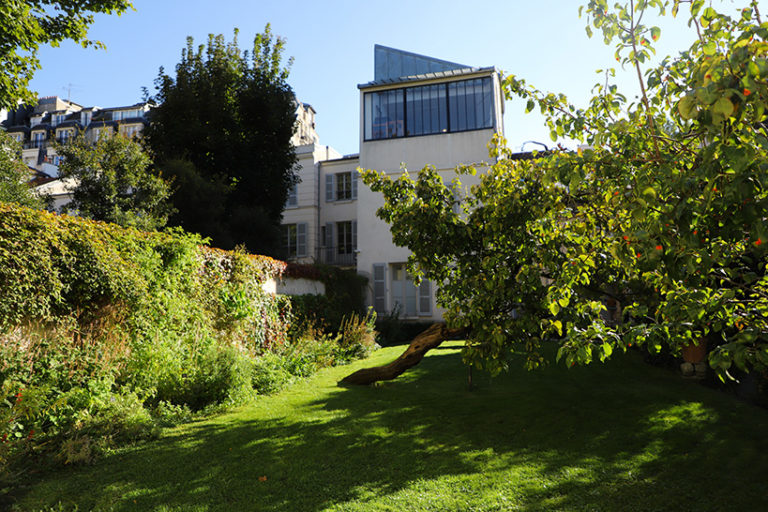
[359,45,495,89]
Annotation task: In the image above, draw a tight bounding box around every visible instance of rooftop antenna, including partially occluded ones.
[61,83,81,102]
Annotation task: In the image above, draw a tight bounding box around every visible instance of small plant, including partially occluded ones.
[337,309,379,361]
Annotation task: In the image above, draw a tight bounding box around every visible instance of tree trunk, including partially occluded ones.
[338,323,465,386]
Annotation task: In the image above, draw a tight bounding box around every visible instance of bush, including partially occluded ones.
[0,204,286,480]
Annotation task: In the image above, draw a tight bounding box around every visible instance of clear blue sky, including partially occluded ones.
[28,0,765,156]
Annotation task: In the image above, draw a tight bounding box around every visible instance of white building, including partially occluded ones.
[282,45,505,321]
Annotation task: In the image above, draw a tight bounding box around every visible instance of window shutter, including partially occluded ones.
[373,264,386,314]
[419,279,431,315]
[352,170,358,199]
[326,174,334,202]
[352,221,357,252]
[325,222,334,263]
[297,223,307,257]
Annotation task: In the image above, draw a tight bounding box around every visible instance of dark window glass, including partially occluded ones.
[365,76,492,140]
[449,78,493,132]
[365,89,404,139]
[406,84,447,136]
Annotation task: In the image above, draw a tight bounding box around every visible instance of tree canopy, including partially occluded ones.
[57,133,174,231]
[0,131,48,209]
[0,0,132,111]
[145,26,298,256]
[364,0,768,381]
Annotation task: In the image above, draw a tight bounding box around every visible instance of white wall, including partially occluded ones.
[281,143,343,263]
[277,277,325,296]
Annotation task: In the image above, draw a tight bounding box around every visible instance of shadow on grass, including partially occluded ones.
[12,344,768,511]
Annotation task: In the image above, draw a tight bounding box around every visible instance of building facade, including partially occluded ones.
[281,45,505,321]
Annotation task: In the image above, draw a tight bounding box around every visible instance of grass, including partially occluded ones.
[7,341,768,511]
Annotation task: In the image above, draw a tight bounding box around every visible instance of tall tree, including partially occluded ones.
[57,133,174,231]
[360,0,768,382]
[145,26,298,255]
[0,0,133,110]
[0,131,47,209]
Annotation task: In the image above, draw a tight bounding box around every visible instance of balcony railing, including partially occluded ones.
[23,140,49,149]
[317,247,356,266]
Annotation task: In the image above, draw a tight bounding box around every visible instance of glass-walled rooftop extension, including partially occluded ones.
[364,77,494,141]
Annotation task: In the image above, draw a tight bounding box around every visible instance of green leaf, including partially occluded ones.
[678,95,697,120]
[526,99,535,113]
[650,26,661,42]
[712,96,735,119]
[549,301,561,316]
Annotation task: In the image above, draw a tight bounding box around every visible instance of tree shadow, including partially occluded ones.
[12,345,768,511]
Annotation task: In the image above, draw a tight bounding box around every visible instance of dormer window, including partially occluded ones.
[57,129,74,144]
[51,114,66,126]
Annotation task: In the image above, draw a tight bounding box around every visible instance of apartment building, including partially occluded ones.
[1,97,152,210]
[282,45,505,321]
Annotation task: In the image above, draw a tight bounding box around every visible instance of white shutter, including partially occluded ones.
[373,263,386,314]
[326,174,334,202]
[352,170,359,199]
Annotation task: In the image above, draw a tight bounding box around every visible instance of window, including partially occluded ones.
[324,221,356,265]
[390,263,431,316]
[285,184,298,208]
[32,132,46,148]
[119,125,141,139]
[57,129,73,144]
[51,114,65,126]
[325,171,358,202]
[282,223,307,258]
[406,84,448,136]
[52,155,64,166]
[81,111,92,126]
[364,89,404,140]
[364,76,494,141]
[448,78,493,133]
[336,221,356,255]
[113,109,141,122]
[336,172,352,201]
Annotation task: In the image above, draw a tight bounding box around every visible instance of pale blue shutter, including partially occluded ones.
[352,221,357,253]
[297,223,307,257]
[325,222,334,263]
[326,174,334,202]
[419,279,431,315]
[352,170,358,199]
[373,263,386,314]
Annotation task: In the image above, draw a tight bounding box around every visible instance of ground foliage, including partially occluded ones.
[145,26,298,255]
[0,203,285,481]
[0,204,377,489]
[0,0,132,111]
[363,0,768,380]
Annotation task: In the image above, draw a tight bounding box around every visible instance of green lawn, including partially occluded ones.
[9,341,768,511]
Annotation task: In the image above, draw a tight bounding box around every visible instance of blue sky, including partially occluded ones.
[29,0,764,156]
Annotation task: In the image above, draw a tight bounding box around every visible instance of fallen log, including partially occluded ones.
[339,322,466,386]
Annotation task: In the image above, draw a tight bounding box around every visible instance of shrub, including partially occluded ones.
[0,204,286,480]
